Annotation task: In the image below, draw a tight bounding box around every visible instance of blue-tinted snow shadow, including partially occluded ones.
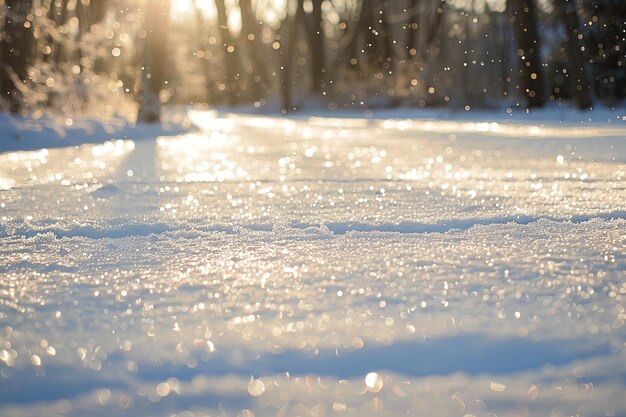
[0,334,614,406]
[137,334,612,381]
[290,211,626,235]
[0,367,126,404]
[244,335,610,378]
[0,367,251,410]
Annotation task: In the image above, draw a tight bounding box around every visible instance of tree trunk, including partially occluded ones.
[557,0,592,109]
[309,0,325,93]
[137,0,170,123]
[405,0,419,60]
[376,0,393,72]
[191,0,215,101]
[281,0,312,112]
[239,0,270,100]
[214,0,238,106]
[363,0,378,69]
[282,5,298,112]
[508,0,545,108]
[0,0,35,112]
[332,0,371,78]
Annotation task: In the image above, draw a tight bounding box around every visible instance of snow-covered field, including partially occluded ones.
[1,110,625,417]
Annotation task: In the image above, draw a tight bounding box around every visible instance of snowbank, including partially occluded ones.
[0,108,190,153]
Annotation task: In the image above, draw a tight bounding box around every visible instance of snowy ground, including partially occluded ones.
[0,109,625,417]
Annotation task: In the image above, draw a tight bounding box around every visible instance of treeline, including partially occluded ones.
[1,0,625,121]
[0,0,170,121]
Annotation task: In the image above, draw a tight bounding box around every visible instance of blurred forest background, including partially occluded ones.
[1,0,625,122]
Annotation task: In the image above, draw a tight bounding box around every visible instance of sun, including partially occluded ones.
[170,0,215,17]
[170,0,282,30]
[170,0,192,15]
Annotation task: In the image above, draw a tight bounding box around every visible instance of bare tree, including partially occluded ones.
[191,0,215,101]
[508,0,545,108]
[214,0,238,106]
[405,0,419,61]
[309,0,325,93]
[240,0,270,100]
[281,0,311,112]
[137,0,170,123]
[557,0,592,108]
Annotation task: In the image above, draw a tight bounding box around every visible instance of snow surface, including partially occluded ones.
[0,109,625,417]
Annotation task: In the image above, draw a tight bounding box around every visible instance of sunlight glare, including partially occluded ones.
[171,0,215,18]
